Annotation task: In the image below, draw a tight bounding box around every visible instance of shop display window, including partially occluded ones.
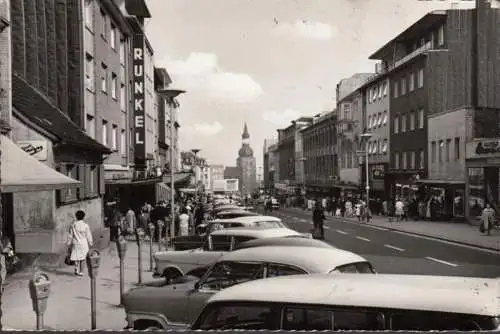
[468,168,485,217]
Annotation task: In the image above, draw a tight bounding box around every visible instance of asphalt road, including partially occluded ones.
[258,207,500,278]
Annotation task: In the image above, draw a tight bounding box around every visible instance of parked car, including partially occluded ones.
[214,210,258,220]
[173,216,287,250]
[235,236,334,250]
[154,227,307,282]
[124,246,374,330]
[192,273,500,331]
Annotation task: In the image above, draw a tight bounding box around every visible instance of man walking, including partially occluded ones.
[312,201,326,240]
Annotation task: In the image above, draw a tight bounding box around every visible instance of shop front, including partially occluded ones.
[415,180,465,221]
[361,163,390,200]
[465,138,500,221]
[388,170,426,202]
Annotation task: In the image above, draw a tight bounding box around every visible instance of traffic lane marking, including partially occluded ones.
[355,236,371,242]
[425,256,458,267]
[384,244,405,252]
[336,230,348,235]
[324,226,330,230]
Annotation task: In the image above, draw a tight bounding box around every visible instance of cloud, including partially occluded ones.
[262,109,301,127]
[184,121,224,136]
[275,20,336,40]
[165,52,263,103]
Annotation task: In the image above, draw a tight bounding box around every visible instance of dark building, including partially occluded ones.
[5,0,111,256]
[277,124,296,183]
[301,111,338,196]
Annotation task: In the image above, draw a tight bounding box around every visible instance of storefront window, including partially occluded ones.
[468,168,485,217]
[453,189,465,217]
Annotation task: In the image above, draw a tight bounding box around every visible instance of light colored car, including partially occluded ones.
[192,274,500,331]
[214,210,258,220]
[235,236,334,250]
[124,246,374,330]
[154,226,306,281]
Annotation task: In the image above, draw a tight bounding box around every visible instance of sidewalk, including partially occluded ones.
[2,240,159,330]
[285,207,500,252]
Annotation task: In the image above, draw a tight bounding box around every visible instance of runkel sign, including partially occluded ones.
[133,34,146,168]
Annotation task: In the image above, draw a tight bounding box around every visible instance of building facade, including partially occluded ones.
[237,123,257,196]
[293,118,313,189]
[210,164,225,190]
[301,112,337,195]
[262,138,277,189]
[5,0,112,257]
[362,68,391,198]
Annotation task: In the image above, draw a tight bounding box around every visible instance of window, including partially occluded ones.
[120,83,126,110]
[101,63,107,92]
[283,308,332,331]
[431,141,436,163]
[410,111,415,130]
[120,129,126,155]
[409,73,415,91]
[110,23,117,49]
[331,262,375,274]
[200,261,264,291]
[100,9,106,39]
[445,139,451,162]
[343,103,351,120]
[368,115,372,129]
[334,309,385,331]
[390,311,487,331]
[377,112,382,126]
[102,120,108,146]
[195,303,278,330]
[383,139,388,153]
[85,53,94,91]
[410,151,416,169]
[383,81,388,96]
[401,114,406,132]
[400,78,406,95]
[84,0,93,30]
[418,108,424,128]
[210,235,232,251]
[377,84,382,99]
[418,68,424,88]
[438,140,444,162]
[454,137,460,160]
[394,152,400,169]
[119,38,126,65]
[393,81,398,98]
[111,124,118,150]
[394,116,399,134]
[267,264,306,277]
[111,73,117,99]
[419,149,425,169]
[382,111,388,125]
[438,25,444,46]
[85,114,95,139]
[402,152,407,169]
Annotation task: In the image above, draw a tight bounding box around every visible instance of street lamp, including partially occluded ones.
[157,88,186,242]
[359,132,373,221]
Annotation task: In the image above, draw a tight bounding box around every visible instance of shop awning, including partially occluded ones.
[162,172,192,185]
[1,135,81,192]
[416,179,465,185]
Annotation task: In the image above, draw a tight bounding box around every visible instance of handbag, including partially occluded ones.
[64,245,74,266]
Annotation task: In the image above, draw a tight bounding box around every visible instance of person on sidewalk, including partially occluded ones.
[67,210,93,276]
[178,208,190,236]
[125,207,136,235]
[480,204,495,236]
[312,201,326,239]
[395,198,404,222]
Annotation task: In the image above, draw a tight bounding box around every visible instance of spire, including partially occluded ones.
[242,122,250,139]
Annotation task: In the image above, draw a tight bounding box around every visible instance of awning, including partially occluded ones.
[1,135,81,192]
[162,172,192,185]
[416,179,465,185]
[156,182,171,202]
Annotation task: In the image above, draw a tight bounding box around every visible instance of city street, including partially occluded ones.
[264,207,500,278]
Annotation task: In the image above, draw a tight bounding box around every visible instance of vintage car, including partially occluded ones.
[172,215,287,250]
[124,246,374,330]
[235,236,334,250]
[154,226,307,281]
[214,209,258,220]
[192,274,500,331]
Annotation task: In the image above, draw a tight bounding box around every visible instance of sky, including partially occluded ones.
[145,0,476,169]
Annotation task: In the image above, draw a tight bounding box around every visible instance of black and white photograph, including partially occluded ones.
[0,0,498,331]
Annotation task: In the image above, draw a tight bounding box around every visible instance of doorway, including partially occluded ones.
[1,193,14,250]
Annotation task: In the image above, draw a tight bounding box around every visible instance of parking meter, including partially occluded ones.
[135,228,145,284]
[86,249,100,329]
[135,228,145,245]
[116,236,127,305]
[87,249,101,278]
[148,223,155,271]
[29,272,51,329]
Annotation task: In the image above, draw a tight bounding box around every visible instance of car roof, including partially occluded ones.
[217,210,257,215]
[214,216,281,223]
[218,246,365,273]
[210,227,300,238]
[235,237,334,250]
[207,274,500,316]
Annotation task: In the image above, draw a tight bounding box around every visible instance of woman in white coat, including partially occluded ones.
[178,207,190,236]
[67,210,93,276]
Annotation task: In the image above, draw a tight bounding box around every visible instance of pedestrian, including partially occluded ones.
[178,208,190,236]
[480,204,495,236]
[355,202,362,222]
[312,201,326,239]
[125,207,136,234]
[66,210,93,276]
[395,198,404,222]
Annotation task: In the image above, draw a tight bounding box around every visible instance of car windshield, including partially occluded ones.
[330,261,375,274]
[195,303,279,330]
[200,261,264,291]
[253,220,285,228]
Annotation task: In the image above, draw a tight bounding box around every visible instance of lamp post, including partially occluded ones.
[359,132,372,221]
[157,88,186,243]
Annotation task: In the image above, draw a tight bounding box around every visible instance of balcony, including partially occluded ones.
[393,41,433,69]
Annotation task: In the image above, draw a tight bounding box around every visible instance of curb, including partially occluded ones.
[280,207,500,253]
[333,217,500,253]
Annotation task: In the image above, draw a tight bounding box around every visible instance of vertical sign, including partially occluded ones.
[133,34,146,168]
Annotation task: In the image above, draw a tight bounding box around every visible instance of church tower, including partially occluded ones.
[237,122,257,196]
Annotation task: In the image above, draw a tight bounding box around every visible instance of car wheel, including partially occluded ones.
[163,268,182,285]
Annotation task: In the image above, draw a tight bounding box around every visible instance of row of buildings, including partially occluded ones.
[264,0,500,222]
[0,0,190,258]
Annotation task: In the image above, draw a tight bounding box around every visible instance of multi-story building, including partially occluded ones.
[83,0,135,210]
[293,118,313,190]
[263,138,277,188]
[154,67,172,170]
[361,66,391,198]
[144,38,157,169]
[336,75,371,197]
[301,112,337,196]
[193,163,211,192]
[4,0,112,257]
[210,164,225,189]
